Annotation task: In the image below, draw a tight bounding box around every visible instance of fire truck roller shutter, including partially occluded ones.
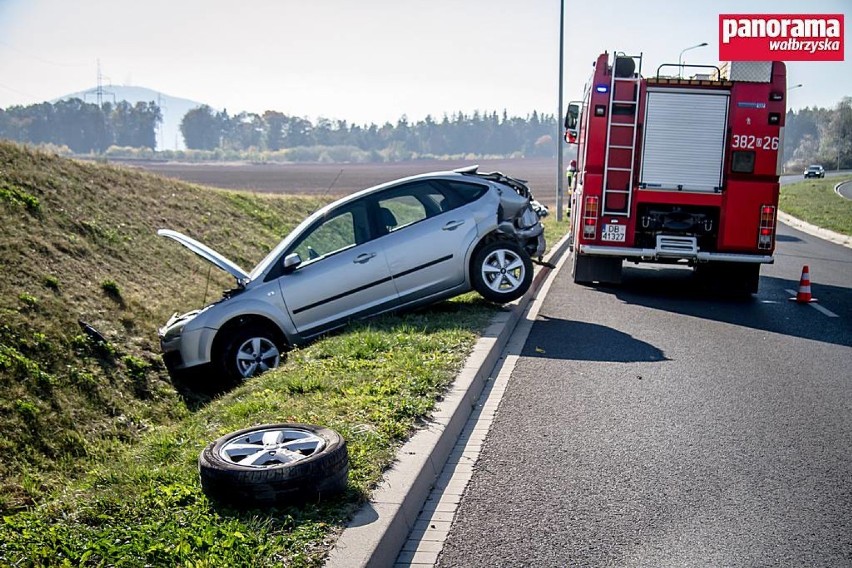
[640,89,729,193]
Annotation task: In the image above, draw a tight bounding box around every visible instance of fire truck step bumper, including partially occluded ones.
[578,244,774,264]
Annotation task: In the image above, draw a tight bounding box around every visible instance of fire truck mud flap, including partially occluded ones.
[694,262,761,295]
[571,251,623,285]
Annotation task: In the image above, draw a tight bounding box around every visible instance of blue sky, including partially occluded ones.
[0,0,849,125]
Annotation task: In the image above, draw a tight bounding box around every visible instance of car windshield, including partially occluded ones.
[808,166,821,170]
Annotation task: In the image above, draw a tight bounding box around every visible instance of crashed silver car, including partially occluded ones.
[158,166,546,381]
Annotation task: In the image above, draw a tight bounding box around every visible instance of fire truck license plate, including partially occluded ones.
[601,224,626,242]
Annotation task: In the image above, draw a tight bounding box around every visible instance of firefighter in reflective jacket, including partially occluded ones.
[566,159,577,189]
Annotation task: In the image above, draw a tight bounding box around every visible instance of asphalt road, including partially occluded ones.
[436,223,852,565]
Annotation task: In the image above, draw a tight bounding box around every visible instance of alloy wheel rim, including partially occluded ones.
[235,337,280,378]
[218,427,325,468]
[481,249,525,293]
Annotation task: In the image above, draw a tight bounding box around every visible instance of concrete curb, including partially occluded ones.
[325,232,573,568]
[778,210,852,250]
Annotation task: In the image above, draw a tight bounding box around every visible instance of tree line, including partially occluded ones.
[1,96,850,169]
[0,99,161,154]
[783,97,852,171]
[179,105,559,159]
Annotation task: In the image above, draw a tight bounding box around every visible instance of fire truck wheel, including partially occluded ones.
[199,423,349,508]
[471,240,533,303]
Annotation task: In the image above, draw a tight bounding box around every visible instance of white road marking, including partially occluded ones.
[785,289,840,318]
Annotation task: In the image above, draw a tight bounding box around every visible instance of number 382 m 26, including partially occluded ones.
[731,135,779,150]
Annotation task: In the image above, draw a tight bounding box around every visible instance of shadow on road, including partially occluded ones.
[590,265,851,348]
[522,315,669,362]
[774,234,804,243]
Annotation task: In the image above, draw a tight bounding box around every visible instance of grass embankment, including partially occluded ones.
[0,141,564,566]
[780,177,852,236]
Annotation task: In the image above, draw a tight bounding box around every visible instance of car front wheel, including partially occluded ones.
[217,324,283,381]
[471,240,533,303]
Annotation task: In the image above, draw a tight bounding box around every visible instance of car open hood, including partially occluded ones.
[158,229,250,285]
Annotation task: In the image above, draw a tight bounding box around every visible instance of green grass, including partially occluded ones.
[0,302,493,567]
[542,214,571,253]
[780,177,852,236]
[0,140,326,512]
[0,141,571,566]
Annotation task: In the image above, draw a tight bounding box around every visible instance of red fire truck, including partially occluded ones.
[564,51,786,293]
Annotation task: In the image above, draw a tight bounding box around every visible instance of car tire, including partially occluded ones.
[217,323,285,382]
[471,240,533,303]
[198,423,349,508]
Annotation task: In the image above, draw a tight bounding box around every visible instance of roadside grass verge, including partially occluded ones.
[0,298,493,567]
[0,141,571,566]
[542,214,571,252]
[780,177,852,236]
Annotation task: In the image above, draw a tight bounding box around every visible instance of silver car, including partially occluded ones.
[158,166,546,381]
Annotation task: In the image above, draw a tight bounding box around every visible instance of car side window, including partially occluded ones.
[290,203,368,263]
[376,182,445,233]
[443,180,489,206]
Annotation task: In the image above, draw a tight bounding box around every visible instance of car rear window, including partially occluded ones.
[445,181,488,205]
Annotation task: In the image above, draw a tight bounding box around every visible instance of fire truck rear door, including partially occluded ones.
[640,89,729,192]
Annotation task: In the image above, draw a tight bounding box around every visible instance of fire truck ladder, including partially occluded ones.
[602,51,643,217]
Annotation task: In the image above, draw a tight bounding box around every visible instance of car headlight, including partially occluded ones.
[159,310,201,342]
[161,320,187,341]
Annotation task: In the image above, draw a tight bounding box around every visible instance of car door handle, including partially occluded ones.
[353,252,376,264]
[443,220,465,231]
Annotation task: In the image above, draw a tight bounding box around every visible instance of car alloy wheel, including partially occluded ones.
[482,248,526,294]
[471,240,533,303]
[235,336,280,379]
[199,423,349,508]
[218,426,325,468]
[217,323,285,382]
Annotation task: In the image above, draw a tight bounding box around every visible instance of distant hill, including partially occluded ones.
[57,86,204,151]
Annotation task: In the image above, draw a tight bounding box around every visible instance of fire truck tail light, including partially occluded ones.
[758,205,776,250]
[595,84,609,93]
[583,197,599,239]
[769,113,780,125]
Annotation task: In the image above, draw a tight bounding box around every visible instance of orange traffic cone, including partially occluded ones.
[789,265,818,303]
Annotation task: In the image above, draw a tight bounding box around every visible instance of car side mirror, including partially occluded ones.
[564,102,581,144]
[283,253,302,272]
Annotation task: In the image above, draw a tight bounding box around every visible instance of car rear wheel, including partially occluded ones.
[217,324,283,381]
[198,423,348,508]
[471,240,533,303]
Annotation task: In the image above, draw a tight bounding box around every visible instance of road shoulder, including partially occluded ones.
[324,233,572,568]
[778,211,852,249]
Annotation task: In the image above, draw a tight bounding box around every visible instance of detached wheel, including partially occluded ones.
[471,240,533,303]
[217,323,284,382]
[199,423,348,508]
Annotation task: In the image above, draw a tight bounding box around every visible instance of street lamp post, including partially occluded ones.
[556,0,565,221]
[787,83,803,91]
[678,42,709,78]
